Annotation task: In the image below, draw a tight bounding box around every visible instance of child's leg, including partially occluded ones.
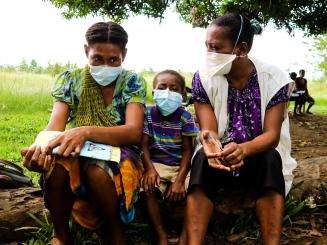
[143,190,168,245]
[44,164,74,245]
[85,165,124,245]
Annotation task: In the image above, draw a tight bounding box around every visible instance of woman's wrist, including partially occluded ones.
[81,126,92,140]
[200,130,219,144]
[239,142,250,158]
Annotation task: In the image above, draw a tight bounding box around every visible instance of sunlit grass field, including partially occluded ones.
[0,71,326,182]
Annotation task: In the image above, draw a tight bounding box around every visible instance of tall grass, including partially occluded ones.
[0,71,54,182]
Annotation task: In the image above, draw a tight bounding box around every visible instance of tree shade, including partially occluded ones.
[47,0,327,35]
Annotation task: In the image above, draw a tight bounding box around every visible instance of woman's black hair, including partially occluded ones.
[153,70,186,89]
[211,13,263,50]
[85,22,128,50]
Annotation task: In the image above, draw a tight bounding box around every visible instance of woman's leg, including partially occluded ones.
[142,191,168,245]
[44,164,74,244]
[256,189,284,245]
[85,165,124,245]
[249,149,285,245]
[183,186,213,245]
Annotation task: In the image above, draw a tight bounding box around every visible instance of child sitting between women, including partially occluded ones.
[141,70,198,244]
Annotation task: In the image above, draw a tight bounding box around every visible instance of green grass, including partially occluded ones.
[0,71,326,182]
[0,71,53,182]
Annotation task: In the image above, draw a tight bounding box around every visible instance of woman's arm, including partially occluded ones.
[194,103,229,170]
[46,101,70,131]
[46,102,144,156]
[195,102,218,139]
[86,102,144,145]
[240,102,285,156]
[22,101,70,171]
[221,103,286,170]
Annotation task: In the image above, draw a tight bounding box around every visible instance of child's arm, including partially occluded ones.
[165,135,193,201]
[141,134,160,192]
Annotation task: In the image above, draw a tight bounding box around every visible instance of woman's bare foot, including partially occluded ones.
[158,236,168,245]
[51,235,73,245]
[157,231,168,245]
[51,237,64,245]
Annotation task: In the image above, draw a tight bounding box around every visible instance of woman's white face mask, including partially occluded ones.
[201,15,245,78]
[203,52,237,77]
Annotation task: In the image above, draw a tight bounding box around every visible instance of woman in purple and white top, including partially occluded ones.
[181,13,297,245]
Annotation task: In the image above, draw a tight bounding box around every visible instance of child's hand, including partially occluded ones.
[165,180,186,202]
[141,168,160,192]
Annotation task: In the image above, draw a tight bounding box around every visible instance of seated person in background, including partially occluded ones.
[296,69,315,114]
[289,72,304,116]
[141,70,198,244]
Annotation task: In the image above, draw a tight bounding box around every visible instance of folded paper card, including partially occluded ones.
[34,131,120,162]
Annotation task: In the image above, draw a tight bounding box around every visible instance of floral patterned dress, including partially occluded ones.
[192,70,290,144]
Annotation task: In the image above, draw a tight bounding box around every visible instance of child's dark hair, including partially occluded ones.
[153,70,186,89]
[85,22,128,50]
[211,13,262,50]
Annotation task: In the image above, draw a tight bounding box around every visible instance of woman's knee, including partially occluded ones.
[45,164,69,190]
[260,149,283,170]
[85,165,113,187]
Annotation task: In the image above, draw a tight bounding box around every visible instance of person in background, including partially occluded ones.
[296,69,315,114]
[141,70,198,245]
[289,72,304,116]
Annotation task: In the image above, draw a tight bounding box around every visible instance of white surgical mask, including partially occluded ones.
[201,15,244,78]
[153,89,183,116]
[202,52,237,77]
[89,65,122,86]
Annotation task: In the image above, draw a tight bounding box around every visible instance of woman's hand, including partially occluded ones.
[141,168,160,192]
[201,130,230,171]
[21,146,54,173]
[165,179,186,202]
[45,127,89,157]
[220,142,246,171]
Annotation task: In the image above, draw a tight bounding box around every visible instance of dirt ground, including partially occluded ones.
[280,114,327,245]
[290,114,327,160]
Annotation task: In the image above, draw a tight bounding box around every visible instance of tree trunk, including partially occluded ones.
[0,187,45,242]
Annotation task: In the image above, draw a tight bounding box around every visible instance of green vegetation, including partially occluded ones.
[47,0,327,35]
[315,34,327,77]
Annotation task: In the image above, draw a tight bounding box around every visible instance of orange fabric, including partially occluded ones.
[48,156,142,229]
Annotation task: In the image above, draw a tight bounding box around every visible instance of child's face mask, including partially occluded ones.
[89,65,122,86]
[153,89,183,116]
